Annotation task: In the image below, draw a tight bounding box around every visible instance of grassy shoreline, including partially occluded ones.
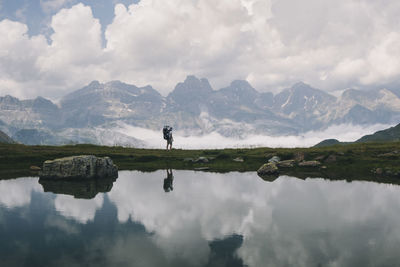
[1,142,400,184]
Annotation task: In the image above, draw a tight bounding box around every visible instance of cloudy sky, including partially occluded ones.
[1,0,400,99]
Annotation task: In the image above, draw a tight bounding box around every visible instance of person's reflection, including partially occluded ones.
[163,169,174,192]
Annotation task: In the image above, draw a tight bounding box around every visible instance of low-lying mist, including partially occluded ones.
[111,123,393,149]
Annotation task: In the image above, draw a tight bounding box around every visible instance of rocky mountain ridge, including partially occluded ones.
[1,75,400,146]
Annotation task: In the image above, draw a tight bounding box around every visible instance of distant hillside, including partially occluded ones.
[0,130,14,144]
[313,139,342,148]
[314,123,400,147]
[356,123,400,143]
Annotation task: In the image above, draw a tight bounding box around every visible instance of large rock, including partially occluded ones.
[40,155,118,179]
[257,162,279,176]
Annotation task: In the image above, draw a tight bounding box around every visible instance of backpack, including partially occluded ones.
[163,126,171,140]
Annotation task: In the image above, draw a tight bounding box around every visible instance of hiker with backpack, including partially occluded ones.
[163,126,173,150]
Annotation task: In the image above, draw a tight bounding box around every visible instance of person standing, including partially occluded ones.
[163,126,173,150]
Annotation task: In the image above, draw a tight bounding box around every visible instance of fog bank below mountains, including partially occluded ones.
[113,123,392,149]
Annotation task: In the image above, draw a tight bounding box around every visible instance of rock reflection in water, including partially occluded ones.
[39,177,116,199]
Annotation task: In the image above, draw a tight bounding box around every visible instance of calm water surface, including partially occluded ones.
[1,170,400,267]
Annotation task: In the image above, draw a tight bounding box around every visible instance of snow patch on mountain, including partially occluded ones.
[335,88,400,118]
[377,89,400,111]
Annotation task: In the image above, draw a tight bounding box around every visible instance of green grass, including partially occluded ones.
[1,142,400,184]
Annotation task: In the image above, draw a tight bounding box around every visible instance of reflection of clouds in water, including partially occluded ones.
[152,220,211,266]
[109,171,265,238]
[97,231,172,267]
[109,171,400,267]
[76,230,205,267]
[0,177,42,208]
[2,172,400,266]
[54,194,103,224]
[0,177,104,225]
[237,177,400,267]
[108,171,272,264]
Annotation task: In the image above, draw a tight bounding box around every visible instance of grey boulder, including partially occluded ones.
[257,162,279,176]
[40,155,118,179]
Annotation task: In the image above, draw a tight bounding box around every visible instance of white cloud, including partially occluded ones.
[0,19,48,98]
[361,32,400,85]
[37,3,107,90]
[103,0,259,92]
[112,122,393,149]
[1,0,400,99]
[0,4,107,99]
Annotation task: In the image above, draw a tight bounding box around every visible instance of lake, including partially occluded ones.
[1,170,400,267]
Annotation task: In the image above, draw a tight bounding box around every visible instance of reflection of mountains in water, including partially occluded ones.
[39,177,117,199]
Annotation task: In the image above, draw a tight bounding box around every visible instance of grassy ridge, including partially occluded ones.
[1,142,400,184]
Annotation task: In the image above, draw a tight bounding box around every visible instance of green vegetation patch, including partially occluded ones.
[1,142,400,184]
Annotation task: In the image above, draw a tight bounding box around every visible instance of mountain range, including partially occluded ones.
[1,75,400,146]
